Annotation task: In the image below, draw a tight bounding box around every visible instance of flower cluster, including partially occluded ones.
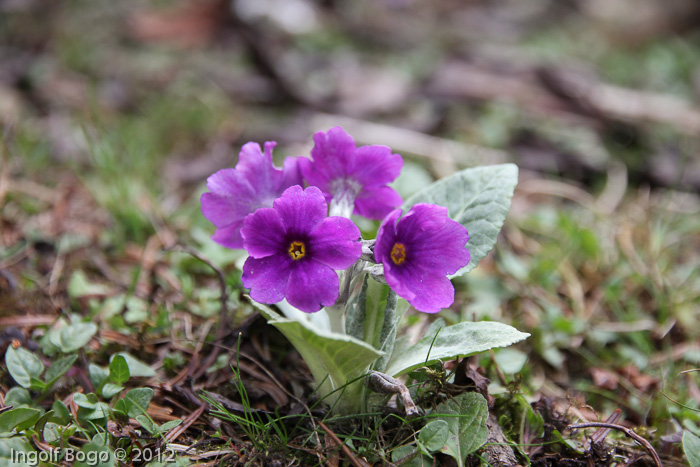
[201,126,470,314]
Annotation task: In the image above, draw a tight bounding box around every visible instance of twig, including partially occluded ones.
[568,422,662,467]
[590,409,622,445]
[318,421,372,467]
[164,403,206,443]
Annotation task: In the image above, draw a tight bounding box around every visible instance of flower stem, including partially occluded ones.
[329,195,355,219]
[325,303,346,334]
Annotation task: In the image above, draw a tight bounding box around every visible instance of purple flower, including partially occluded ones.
[201,141,302,249]
[240,185,362,313]
[299,126,403,219]
[374,204,470,313]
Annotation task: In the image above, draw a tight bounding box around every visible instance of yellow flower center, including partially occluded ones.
[288,241,306,260]
[390,243,406,265]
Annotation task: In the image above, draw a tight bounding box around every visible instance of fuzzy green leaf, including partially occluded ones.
[419,420,450,452]
[684,431,700,467]
[252,300,383,414]
[386,321,529,376]
[433,392,489,467]
[5,347,44,388]
[402,163,518,277]
[391,445,432,467]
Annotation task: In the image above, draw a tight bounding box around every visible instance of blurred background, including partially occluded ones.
[2,0,700,459]
[2,0,700,194]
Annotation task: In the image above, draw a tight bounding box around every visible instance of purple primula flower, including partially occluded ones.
[201,141,302,249]
[374,204,470,313]
[299,126,403,219]
[240,185,362,313]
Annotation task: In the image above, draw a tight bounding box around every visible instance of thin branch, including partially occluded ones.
[568,422,662,467]
[318,421,372,467]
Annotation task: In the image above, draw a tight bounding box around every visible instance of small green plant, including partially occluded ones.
[2,344,183,466]
[200,128,528,424]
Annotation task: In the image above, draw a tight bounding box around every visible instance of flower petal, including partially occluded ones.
[397,204,469,275]
[374,209,402,264]
[205,169,256,206]
[351,145,403,187]
[354,185,403,219]
[240,208,287,258]
[376,204,470,313]
[238,142,285,199]
[280,156,303,191]
[309,126,357,180]
[285,260,339,313]
[384,262,454,313]
[210,223,244,249]
[410,219,470,275]
[242,254,292,304]
[273,185,327,236]
[396,204,449,238]
[307,217,362,269]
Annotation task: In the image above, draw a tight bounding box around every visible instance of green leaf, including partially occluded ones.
[101,383,124,399]
[89,364,110,389]
[391,445,432,467]
[136,415,158,434]
[110,353,155,378]
[5,347,45,388]
[252,300,383,414]
[0,437,35,467]
[47,322,98,353]
[51,400,71,425]
[112,399,129,421]
[73,393,98,409]
[44,422,61,443]
[494,347,528,374]
[5,387,32,407]
[158,419,183,433]
[684,431,700,467]
[392,161,435,199]
[29,377,47,392]
[0,407,41,433]
[433,392,489,467]
[386,321,530,376]
[124,388,154,418]
[68,270,110,298]
[419,420,449,452]
[402,163,518,277]
[33,410,54,438]
[44,354,78,388]
[78,402,110,421]
[109,355,130,385]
